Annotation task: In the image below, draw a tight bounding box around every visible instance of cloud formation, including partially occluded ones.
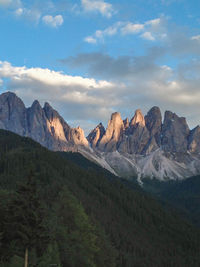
[42,15,63,28]
[15,7,41,23]
[84,17,162,43]
[81,0,114,18]
[1,51,200,134]
[0,60,122,132]
[60,43,200,129]
[0,0,21,8]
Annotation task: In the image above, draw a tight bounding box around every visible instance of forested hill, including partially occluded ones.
[0,129,200,267]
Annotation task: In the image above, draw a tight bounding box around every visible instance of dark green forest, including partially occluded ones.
[0,130,200,267]
[142,176,200,227]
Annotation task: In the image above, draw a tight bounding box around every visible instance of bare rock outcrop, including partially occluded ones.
[0,92,27,135]
[130,109,145,127]
[188,126,200,153]
[98,112,124,152]
[145,106,162,146]
[87,123,105,148]
[161,111,190,152]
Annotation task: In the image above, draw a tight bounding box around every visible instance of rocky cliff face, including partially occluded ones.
[98,112,124,152]
[0,92,88,151]
[87,123,105,148]
[161,111,190,153]
[0,91,200,181]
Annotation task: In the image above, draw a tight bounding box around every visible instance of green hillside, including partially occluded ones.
[0,130,200,267]
[142,176,200,226]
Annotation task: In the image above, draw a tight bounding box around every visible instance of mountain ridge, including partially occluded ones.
[0,91,200,181]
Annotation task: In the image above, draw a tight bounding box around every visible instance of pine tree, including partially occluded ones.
[7,173,49,267]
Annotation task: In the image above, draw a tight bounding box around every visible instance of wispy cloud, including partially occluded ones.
[81,0,114,18]
[84,17,163,44]
[121,23,144,35]
[0,0,65,26]
[15,7,41,23]
[0,0,21,8]
[140,31,155,41]
[42,15,64,28]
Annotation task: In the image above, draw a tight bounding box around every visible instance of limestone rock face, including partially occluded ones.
[0,92,27,135]
[188,126,200,153]
[145,106,162,146]
[0,92,88,151]
[27,100,50,146]
[161,111,190,152]
[119,124,150,154]
[43,102,71,142]
[87,123,105,148]
[1,91,200,181]
[70,126,88,146]
[130,109,145,127]
[119,109,150,154]
[98,112,124,152]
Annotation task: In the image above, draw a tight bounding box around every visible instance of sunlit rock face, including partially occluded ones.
[87,123,105,148]
[70,126,89,147]
[188,126,200,153]
[130,109,145,127]
[98,112,125,152]
[0,92,88,151]
[0,91,200,181]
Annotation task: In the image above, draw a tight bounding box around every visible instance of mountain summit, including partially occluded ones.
[0,91,200,181]
[0,92,88,151]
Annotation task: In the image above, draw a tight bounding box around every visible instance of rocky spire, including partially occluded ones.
[145,106,162,146]
[70,126,89,147]
[98,112,124,152]
[188,126,200,153]
[43,102,71,142]
[161,111,190,152]
[0,91,27,135]
[87,123,105,148]
[27,99,50,146]
[130,109,145,127]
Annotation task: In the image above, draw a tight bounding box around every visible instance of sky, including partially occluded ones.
[0,0,200,134]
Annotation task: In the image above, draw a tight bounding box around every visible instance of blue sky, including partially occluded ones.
[0,0,200,133]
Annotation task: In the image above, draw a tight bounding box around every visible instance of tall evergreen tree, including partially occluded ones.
[7,173,49,267]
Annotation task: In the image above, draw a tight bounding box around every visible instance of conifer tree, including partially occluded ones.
[8,173,49,267]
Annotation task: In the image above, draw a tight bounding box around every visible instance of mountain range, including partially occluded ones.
[0,91,200,181]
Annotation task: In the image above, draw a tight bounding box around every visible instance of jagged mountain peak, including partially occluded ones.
[0,91,200,181]
[130,109,145,127]
[31,100,42,110]
[0,91,25,108]
[87,122,105,148]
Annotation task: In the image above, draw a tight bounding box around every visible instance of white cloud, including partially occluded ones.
[1,55,200,132]
[0,60,122,131]
[121,23,144,35]
[15,7,22,15]
[0,0,21,8]
[145,18,161,26]
[191,35,200,41]
[140,31,155,41]
[14,7,41,23]
[84,36,97,44]
[84,17,162,44]
[81,0,114,18]
[42,15,64,28]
